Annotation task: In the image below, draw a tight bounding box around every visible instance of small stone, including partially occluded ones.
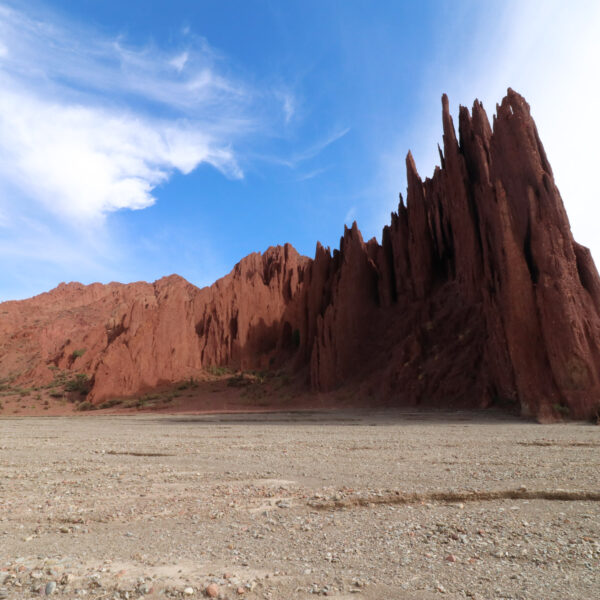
[237,587,245,595]
[445,554,457,562]
[205,583,219,598]
[183,587,194,595]
[45,581,57,595]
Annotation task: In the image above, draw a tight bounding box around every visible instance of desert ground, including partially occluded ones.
[1,410,599,600]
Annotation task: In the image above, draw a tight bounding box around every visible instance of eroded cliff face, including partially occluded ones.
[305,89,600,420]
[2,89,599,420]
[0,246,309,403]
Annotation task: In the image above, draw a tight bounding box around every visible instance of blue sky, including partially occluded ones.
[1,1,599,301]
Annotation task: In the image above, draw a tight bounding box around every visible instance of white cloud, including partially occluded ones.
[297,167,329,182]
[0,2,297,300]
[169,51,189,72]
[281,92,295,124]
[295,127,350,163]
[252,126,350,171]
[344,206,356,226]
[283,127,350,168]
[0,83,243,222]
[0,3,254,224]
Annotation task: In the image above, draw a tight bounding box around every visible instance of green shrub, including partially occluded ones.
[98,398,123,409]
[177,377,199,390]
[71,349,86,359]
[207,365,232,377]
[76,401,95,411]
[64,373,91,395]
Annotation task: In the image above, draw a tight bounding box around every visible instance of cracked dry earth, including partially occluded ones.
[1,411,599,600]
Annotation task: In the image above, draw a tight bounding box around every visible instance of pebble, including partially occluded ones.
[183,586,194,595]
[205,583,219,597]
[45,581,57,595]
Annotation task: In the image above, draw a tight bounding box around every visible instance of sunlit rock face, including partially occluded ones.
[2,89,600,421]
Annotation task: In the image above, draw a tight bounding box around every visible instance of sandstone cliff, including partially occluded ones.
[1,89,599,420]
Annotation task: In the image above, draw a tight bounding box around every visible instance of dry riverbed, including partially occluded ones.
[0,410,599,599]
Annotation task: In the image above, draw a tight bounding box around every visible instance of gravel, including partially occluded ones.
[0,410,598,599]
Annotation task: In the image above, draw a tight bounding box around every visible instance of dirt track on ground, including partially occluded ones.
[1,410,599,599]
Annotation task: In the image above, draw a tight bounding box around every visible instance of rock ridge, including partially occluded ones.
[2,89,599,421]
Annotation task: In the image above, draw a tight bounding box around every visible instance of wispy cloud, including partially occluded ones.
[0,1,299,299]
[281,92,295,124]
[169,51,189,73]
[0,3,257,224]
[296,167,329,182]
[259,127,350,170]
[292,127,350,165]
[0,83,244,222]
[344,206,357,226]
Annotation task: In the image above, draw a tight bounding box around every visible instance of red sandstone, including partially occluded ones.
[2,89,599,421]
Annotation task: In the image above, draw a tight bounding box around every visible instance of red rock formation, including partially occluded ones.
[2,89,599,420]
[306,89,600,420]
[0,245,309,402]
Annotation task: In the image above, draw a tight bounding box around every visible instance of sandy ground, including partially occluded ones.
[1,410,599,599]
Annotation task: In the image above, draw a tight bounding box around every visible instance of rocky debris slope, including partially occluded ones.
[1,89,599,420]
